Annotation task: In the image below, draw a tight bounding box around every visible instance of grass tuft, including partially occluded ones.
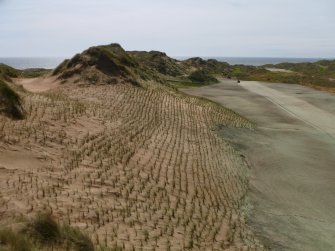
[62,225,94,251]
[0,80,25,119]
[27,213,60,243]
[0,228,33,251]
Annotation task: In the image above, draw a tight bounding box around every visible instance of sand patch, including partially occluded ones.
[0,149,45,171]
[15,76,60,93]
[265,67,294,73]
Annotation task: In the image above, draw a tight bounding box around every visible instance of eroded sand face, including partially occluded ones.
[181,80,335,251]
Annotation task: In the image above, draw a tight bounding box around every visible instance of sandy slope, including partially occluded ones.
[181,80,335,251]
[0,78,266,251]
[15,76,60,93]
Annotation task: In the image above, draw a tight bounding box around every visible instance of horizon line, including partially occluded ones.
[1,56,334,59]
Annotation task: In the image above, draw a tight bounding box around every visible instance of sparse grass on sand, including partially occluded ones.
[0,43,268,250]
[0,77,266,250]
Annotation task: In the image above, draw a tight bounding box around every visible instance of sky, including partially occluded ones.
[0,0,334,58]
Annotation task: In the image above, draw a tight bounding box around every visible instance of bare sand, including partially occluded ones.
[15,76,60,93]
[181,80,335,251]
[265,68,294,73]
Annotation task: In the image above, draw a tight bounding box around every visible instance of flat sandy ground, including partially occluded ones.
[181,80,335,251]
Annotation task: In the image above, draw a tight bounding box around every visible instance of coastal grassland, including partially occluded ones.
[230,60,335,91]
[0,79,265,250]
[0,63,50,80]
[243,69,335,89]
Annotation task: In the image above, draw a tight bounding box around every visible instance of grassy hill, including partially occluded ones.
[265,60,335,78]
[53,44,232,88]
[237,60,335,91]
[53,44,163,86]
[128,50,186,77]
[183,57,230,75]
[0,63,51,80]
[0,63,20,82]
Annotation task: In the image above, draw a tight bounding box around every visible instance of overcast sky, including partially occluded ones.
[1,0,334,58]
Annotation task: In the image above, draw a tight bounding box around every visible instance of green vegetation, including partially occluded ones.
[129,50,184,77]
[265,60,335,78]
[52,44,229,87]
[230,66,254,79]
[236,60,335,90]
[182,57,230,74]
[0,229,33,251]
[27,213,61,244]
[0,63,50,81]
[53,59,70,76]
[188,70,219,84]
[0,64,19,82]
[53,44,151,85]
[0,80,24,119]
[21,68,51,78]
[0,213,114,251]
[62,225,94,251]
[167,79,206,88]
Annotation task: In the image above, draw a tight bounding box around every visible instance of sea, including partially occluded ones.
[0,57,65,70]
[0,57,330,70]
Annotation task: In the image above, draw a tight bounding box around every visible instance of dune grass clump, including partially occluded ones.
[62,225,94,251]
[0,213,97,251]
[26,213,60,244]
[26,213,95,251]
[188,69,219,84]
[0,228,33,251]
[0,80,25,119]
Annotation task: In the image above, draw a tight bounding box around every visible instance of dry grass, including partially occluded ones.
[0,80,265,251]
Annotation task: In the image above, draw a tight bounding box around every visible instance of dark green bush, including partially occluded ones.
[188,70,219,84]
[28,213,60,243]
[0,80,24,119]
